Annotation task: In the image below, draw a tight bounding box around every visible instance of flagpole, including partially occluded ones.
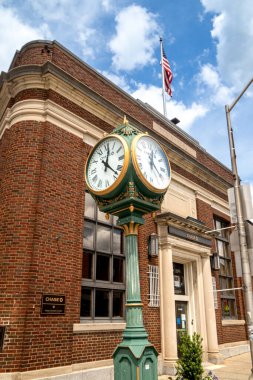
[160,37,167,117]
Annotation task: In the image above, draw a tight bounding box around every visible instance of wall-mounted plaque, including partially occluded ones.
[41,294,65,315]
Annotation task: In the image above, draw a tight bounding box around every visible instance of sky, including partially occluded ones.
[0,0,252,185]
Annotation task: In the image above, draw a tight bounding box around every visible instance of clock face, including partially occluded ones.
[86,135,129,195]
[132,134,171,192]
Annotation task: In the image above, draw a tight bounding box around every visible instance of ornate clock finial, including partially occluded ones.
[123,115,129,125]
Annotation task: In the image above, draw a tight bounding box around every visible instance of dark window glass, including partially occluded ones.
[82,251,93,279]
[113,229,123,254]
[96,254,110,281]
[95,290,109,317]
[80,287,92,317]
[83,221,95,250]
[113,257,124,283]
[113,291,124,317]
[173,263,185,295]
[85,192,95,219]
[97,225,111,252]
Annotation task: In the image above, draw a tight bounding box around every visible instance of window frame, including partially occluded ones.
[214,217,237,319]
[81,192,125,322]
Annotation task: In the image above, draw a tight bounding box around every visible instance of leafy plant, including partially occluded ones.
[175,332,218,380]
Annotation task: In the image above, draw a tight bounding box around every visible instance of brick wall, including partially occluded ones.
[139,214,161,353]
[0,121,86,371]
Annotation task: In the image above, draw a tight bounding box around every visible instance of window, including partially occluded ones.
[214,218,237,319]
[81,192,125,320]
[173,263,185,295]
[148,265,159,307]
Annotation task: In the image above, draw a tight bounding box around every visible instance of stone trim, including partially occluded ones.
[0,99,104,144]
[222,319,246,326]
[73,322,126,332]
[0,360,114,380]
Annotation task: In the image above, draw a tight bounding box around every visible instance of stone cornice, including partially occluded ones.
[156,212,210,233]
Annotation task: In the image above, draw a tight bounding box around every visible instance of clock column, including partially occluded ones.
[85,120,171,380]
[113,214,158,380]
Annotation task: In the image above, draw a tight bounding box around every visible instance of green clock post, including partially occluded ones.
[85,119,171,380]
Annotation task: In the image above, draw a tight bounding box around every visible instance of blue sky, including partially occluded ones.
[0,0,252,185]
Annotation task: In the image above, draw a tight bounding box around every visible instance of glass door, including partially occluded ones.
[175,301,188,351]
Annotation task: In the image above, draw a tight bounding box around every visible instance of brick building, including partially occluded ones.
[0,40,248,379]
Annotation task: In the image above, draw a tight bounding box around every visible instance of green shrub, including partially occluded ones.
[176,332,204,380]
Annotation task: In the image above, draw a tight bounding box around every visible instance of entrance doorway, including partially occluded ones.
[175,301,188,350]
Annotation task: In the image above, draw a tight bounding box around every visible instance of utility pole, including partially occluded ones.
[225,77,253,380]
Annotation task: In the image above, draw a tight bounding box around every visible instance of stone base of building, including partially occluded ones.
[0,360,114,380]
[207,352,224,365]
[219,340,249,359]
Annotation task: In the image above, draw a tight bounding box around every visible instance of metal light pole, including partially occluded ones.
[225,77,253,379]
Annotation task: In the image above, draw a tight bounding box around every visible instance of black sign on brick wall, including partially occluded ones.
[41,294,65,315]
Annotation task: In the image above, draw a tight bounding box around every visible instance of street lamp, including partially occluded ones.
[225,77,253,379]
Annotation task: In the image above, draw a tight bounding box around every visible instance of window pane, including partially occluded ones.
[217,240,225,256]
[222,299,236,319]
[229,299,236,318]
[113,229,123,254]
[83,221,95,250]
[80,287,92,317]
[113,291,124,317]
[85,192,95,219]
[96,254,110,281]
[219,276,227,292]
[173,263,185,295]
[113,216,118,226]
[97,225,111,252]
[215,220,222,231]
[95,290,109,317]
[82,251,93,279]
[97,208,111,223]
[113,257,124,282]
[220,258,226,276]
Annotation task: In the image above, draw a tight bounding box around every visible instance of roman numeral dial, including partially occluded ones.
[86,135,129,195]
[132,134,171,193]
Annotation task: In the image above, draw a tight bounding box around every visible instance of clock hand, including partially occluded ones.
[104,143,110,172]
[153,162,163,180]
[148,150,154,169]
[102,160,118,175]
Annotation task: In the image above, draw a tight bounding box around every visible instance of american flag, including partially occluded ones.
[162,48,173,97]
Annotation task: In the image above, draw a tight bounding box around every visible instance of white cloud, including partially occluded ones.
[201,0,253,88]
[101,70,130,92]
[0,5,50,71]
[197,63,233,106]
[131,84,208,131]
[109,5,160,71]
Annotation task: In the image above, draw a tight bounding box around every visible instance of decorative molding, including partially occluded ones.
[0,99,104,144]
[168,172,230,215]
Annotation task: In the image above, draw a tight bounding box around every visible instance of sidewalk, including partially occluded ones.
[205,352,251,380]
[158,351,251,380]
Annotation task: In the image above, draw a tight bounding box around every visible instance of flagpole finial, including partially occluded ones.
[160,36,163,42]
